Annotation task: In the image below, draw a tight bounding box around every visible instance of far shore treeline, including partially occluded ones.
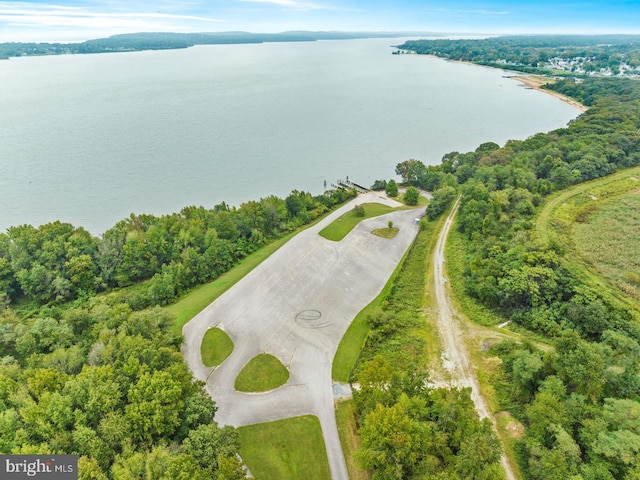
[398,34,640,76]
[0,31,416,59]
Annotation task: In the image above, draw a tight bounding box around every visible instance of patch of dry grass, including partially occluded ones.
[371,227,399,238]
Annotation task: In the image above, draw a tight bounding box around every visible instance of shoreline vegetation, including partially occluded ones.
[0,31,428,59]
[398,35,640,114]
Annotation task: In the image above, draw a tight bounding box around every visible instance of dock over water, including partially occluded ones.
[332,178,370,194]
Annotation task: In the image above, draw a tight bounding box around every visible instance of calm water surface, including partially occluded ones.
[0,38,580,234]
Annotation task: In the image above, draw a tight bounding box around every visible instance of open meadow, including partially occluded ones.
[573,189,640,300]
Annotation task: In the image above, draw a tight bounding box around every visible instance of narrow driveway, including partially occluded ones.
[183,192,421,480]
[433,198,517,480]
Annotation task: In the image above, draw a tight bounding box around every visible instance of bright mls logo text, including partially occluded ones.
[1,455,78,479]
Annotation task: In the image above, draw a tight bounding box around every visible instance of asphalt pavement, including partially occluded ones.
[182,191,421,480]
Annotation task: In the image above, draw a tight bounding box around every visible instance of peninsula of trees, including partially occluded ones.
[0,31,422,59]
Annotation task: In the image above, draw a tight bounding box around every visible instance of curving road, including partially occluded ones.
[433,197,517,480]
[182,192,421,480]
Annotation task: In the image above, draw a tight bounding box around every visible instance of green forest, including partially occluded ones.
[397,35,640,76]
[0,187,355,479]
[0,31,407,59]
[3,39,640,478]
[361,75,640,479]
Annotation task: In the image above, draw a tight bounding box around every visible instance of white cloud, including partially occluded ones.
[0,1,221,41]
[423,7,510,17]
[238,0,330,11]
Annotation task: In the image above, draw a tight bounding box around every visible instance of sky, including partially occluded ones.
[1,0,639,43]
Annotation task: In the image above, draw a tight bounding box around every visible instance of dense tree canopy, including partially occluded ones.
[0,187,355,309]
[0,186,356,478]
[0,301,245,478]
[391,75,640,478]
[398,35,640,76]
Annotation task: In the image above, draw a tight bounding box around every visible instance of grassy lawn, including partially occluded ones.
[573,190,640,300]
[238,416,331,480]
[200,327,233,367]
[235,353,289,392]
[319,203,396,241]
[336,400,371,480]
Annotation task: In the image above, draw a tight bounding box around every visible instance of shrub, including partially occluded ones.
[403,186,419,205]
[385,179,398,197]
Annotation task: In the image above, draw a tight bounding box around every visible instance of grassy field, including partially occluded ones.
[200,327,233,367]
[319,203,396,241]
[234,353,289,392]
[573,189,640,300]
[238,416,331,480]
[533,165,640,312]
[534,165,640,250]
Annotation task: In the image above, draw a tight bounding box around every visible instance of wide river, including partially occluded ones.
[0,38,580,235]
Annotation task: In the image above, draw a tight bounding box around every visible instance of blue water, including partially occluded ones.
[0,38,580,234]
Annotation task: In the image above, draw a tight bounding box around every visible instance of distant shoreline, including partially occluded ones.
[0,31,432,60]
[419,54,587,113]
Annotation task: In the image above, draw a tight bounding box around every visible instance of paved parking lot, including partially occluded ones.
[182,192,421,479]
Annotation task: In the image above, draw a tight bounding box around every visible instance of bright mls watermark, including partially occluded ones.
[1,455,78,479]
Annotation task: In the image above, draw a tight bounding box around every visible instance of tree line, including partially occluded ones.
[389,76,640,478]
[0,188,355,310]
[0,31,406,59]
[0,303,246,479]
[0,187,355,478]
[397,35,640,76]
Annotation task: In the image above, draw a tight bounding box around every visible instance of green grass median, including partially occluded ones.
[235,353,289,392]
[201,327,233,367]
[319,203,395,241]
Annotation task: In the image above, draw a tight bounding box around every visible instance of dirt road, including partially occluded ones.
[433,197,517,480]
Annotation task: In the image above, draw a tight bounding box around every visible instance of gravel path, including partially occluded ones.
[433,197,517,480]
[182,192,421,480]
